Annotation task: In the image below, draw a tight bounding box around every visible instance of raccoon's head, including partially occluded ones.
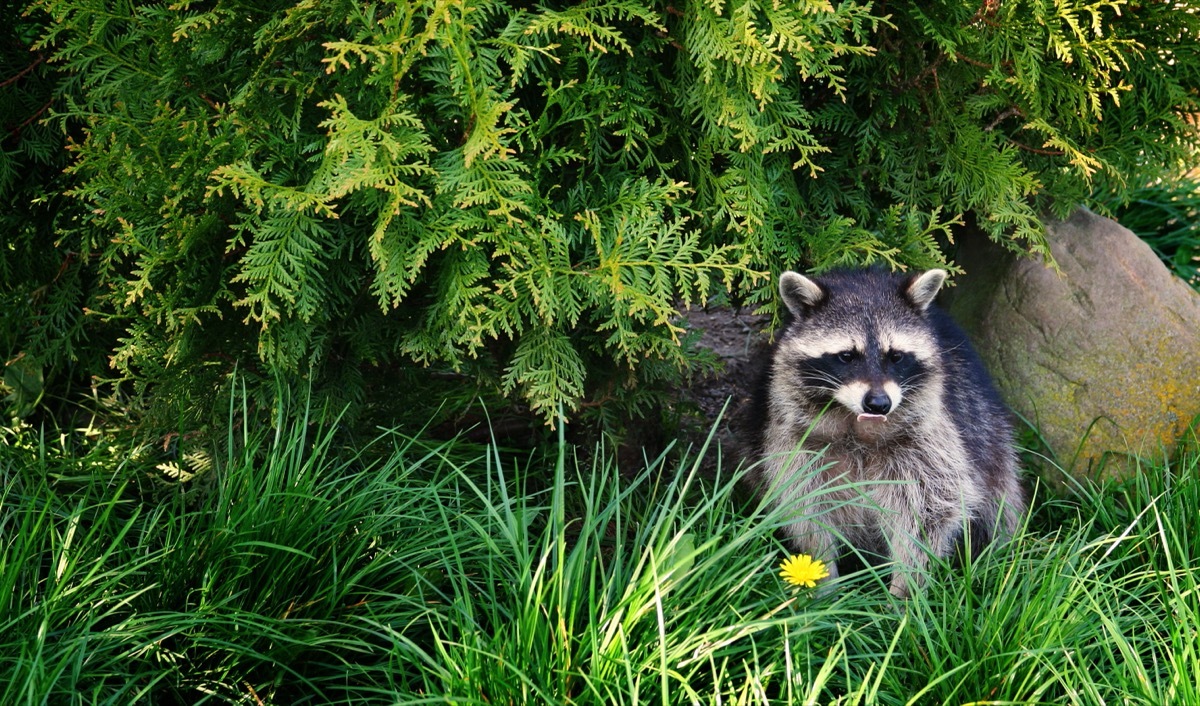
[771,268,947,432]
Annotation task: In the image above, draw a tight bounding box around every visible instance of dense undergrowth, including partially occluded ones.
[2,401,1198,704]
[5,0,1199,428]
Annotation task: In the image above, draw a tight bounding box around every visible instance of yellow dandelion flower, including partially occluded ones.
[779,554,830,588]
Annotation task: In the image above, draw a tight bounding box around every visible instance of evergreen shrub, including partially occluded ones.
[3,0,1197,425]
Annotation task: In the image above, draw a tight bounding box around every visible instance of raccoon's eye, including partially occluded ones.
[836,351,855,363]
[887,351,906,364]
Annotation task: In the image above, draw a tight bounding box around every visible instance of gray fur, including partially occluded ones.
[750,268,1024,598]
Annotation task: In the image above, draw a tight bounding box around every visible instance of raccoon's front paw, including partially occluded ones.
[888,573,914,601]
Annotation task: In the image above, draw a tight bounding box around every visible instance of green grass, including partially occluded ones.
[2,406,1199,704]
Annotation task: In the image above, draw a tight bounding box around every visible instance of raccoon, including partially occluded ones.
[747,268,1024,598]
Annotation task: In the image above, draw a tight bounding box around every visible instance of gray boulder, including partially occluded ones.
[946,208,1200,483]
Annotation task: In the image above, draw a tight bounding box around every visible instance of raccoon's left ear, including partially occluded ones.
[779,271,825,316]
[905,269,947,311]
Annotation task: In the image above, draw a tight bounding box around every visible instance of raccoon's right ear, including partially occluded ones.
[905,269,947,311]
[779,271,826,316]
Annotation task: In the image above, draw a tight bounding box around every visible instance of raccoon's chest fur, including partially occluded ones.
[762,407,984,518]
[758,394,989,584]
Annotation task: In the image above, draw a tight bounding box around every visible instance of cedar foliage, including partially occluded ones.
[3,0,1198,426]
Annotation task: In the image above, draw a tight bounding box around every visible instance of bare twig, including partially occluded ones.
[984,106,1022,132]
[1007,138,1065,156]
[8,98,53,140]
[955,52,994,69]
[0,53,45,89]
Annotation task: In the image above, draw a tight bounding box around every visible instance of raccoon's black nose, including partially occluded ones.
[862,391,892,415]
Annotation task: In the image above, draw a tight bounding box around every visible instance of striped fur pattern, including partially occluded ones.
[748,268,1024,598]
